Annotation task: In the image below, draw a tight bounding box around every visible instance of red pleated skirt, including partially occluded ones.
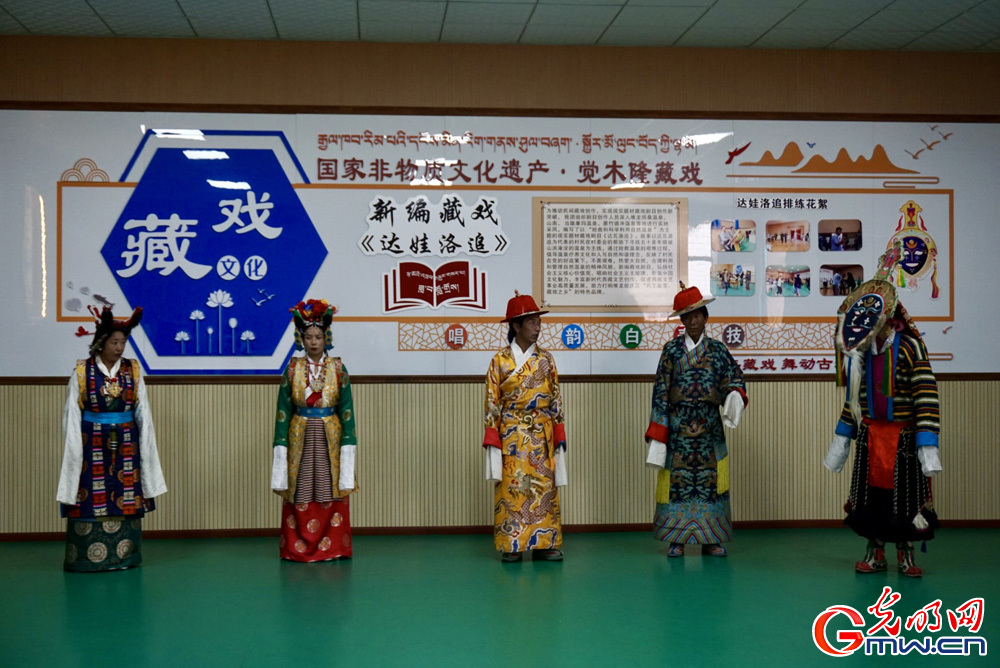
[279,499,352,562]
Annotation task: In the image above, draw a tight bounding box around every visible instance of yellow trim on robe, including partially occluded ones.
[655,455,728,502]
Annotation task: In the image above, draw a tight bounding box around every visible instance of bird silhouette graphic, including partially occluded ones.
[726,142,751,165]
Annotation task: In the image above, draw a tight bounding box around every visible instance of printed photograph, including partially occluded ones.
[819,264,864,296]
[710,263,755,296]
[765,220,810,252]
[711,219,757,252]
[818,219,863,251]
[765,265,811,297]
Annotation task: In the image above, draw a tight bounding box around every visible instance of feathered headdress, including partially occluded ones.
[75,305,143,355]
[290,299,337,351]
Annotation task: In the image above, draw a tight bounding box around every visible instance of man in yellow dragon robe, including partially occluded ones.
[483,292,567,563]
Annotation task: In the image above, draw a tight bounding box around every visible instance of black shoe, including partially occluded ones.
[532,549,564,561]
[501,551,522,563]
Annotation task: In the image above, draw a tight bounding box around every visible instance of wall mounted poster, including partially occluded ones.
[1,110,993,376]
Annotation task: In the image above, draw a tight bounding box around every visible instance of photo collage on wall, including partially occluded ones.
[709,217,864,299]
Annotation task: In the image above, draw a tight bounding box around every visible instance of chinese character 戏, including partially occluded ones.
[215,191,282,239]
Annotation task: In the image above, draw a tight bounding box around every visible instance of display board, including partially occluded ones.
[1,110,994,376]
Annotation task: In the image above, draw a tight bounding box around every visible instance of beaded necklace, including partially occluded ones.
[306,355,327,393]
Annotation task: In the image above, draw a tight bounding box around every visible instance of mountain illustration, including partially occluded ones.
[740,142,804,167]
[793,144,917,174]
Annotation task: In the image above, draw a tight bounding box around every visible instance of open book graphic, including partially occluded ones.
[383,260,487,311]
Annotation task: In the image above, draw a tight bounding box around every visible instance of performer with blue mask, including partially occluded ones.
[825,244,941,577]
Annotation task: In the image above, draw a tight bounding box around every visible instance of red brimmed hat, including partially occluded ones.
[502,291,548,323]
[669,282,715,318]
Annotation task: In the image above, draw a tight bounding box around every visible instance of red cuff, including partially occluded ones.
[732,388,748,407]
[483,428,502,449]
[645,422,669,443]
[553,423,567,449]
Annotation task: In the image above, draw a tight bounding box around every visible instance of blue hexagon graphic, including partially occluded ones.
[101,147,326,373]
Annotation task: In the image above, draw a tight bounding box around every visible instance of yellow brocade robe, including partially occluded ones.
[483,346,566,552]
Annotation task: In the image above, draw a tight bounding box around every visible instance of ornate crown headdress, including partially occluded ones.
[290,299,338,351]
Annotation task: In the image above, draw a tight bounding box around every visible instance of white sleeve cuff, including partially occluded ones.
[554,448,568,487]
[824,434,852,473]
[338,444,356,491]
[722,390,745,428]
[486,446,503,481]
[646,439,668,469]
[57,376,83,505]
[271,445,288,491]
[135,376,167,499]
[917,446,942,477]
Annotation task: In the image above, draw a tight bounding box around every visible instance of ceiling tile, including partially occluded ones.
[622,0,713,5]
[360,20,443,42]
[693,0,802,29]
[775,8,882,31]
[939,2,1000,32]
[276,26,360,41]
[269,0,358,40]
[858,9,968,32]
[178,0,270,16]
[904,30,999,51]
[611,6,705,28]
[675,26,767,48]
[0,12,27,34]
[359,0,447,23]
[529,4,623,25]
[830,29,927,50]
[186,19,277,40]
[3,5,112,36]
[883,0,981,11]
[800,0,893,10]
[976,36,1000,52]
[1,0,88,12]
[90,0,183,15]
[445,2,534,23]
[520,23,606,44]
[270,0,358,23]
[89,0,193,37]
[753,28,848,49]
[101,16,196,38]
[598,23,687,46]
[536,0,626,5]
[440,21,525,43]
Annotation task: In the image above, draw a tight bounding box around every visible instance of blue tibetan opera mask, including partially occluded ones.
[836,280,898,353]
[900,235,928,275]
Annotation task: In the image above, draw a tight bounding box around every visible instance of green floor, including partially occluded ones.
[1,529,996,667]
